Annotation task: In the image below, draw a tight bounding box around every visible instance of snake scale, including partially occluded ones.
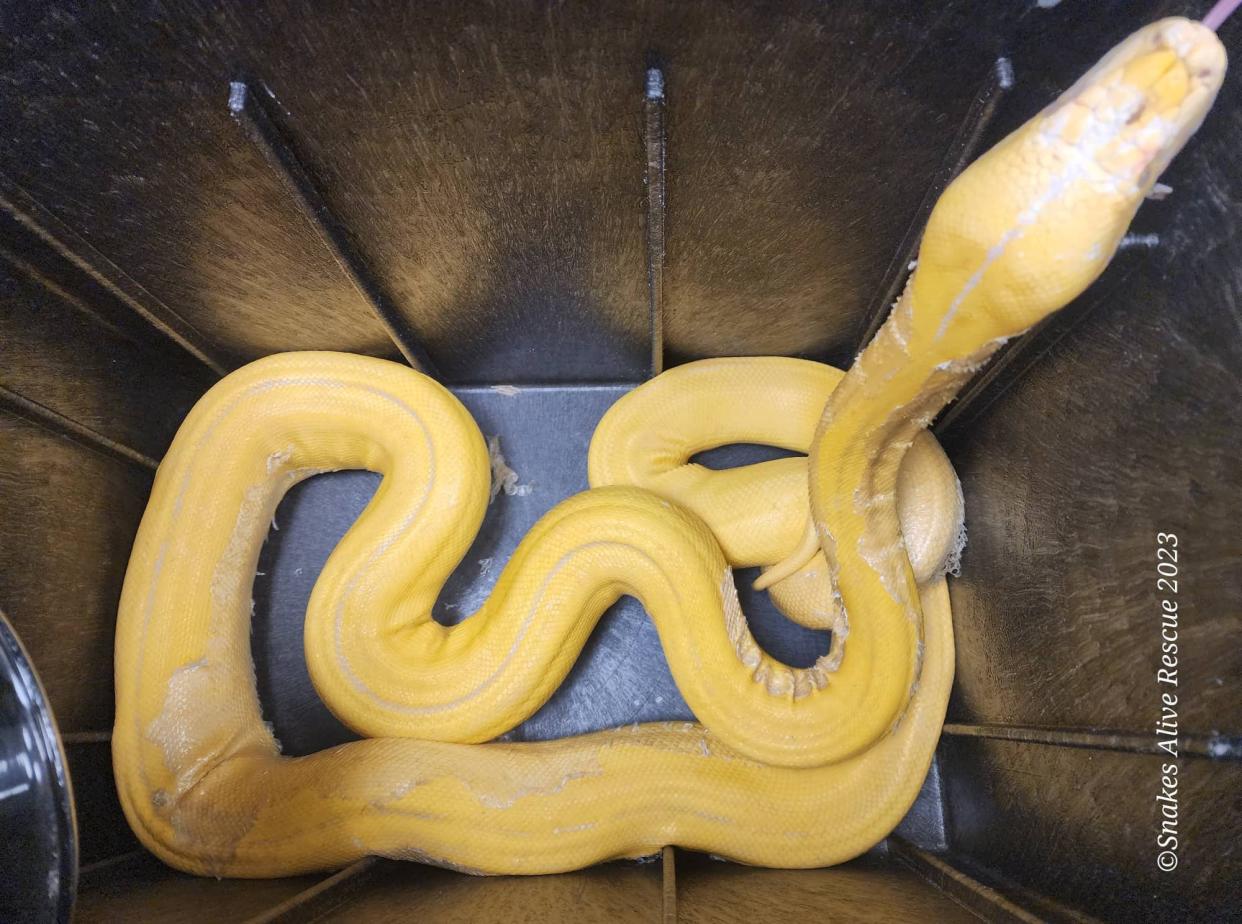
[113,19,1225,877]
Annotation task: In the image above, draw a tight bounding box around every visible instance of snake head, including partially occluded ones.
[910,18,1227,351]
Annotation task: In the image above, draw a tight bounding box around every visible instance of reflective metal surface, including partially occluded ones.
[0,611,76,922]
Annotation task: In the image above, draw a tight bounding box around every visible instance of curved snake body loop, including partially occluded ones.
[113,19,1225,877]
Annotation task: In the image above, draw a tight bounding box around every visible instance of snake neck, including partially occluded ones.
[810,284,1005,496]
[806,284,1000,607]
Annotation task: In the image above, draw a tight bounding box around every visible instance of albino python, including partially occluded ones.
[113,19,1225,876]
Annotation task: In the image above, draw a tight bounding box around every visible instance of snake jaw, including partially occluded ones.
[910,18,1226,350]
[1047,18,1226,198]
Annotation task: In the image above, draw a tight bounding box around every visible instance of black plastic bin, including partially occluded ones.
[1,1,1239,920]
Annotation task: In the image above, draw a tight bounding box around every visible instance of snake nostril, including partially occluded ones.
[1126,104,1146,126]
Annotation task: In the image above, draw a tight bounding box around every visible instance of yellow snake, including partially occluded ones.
[112,19,1224,877]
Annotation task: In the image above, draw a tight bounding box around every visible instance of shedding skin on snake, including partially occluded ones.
[112,19,1225,877]
[587,355,965,657]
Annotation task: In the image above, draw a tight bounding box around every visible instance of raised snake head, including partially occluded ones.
[909,17,1227,352]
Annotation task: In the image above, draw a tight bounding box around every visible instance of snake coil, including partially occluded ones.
[113,19,1224,877]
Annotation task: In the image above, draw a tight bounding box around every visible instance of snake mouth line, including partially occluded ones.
[1042,18,1226,191]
